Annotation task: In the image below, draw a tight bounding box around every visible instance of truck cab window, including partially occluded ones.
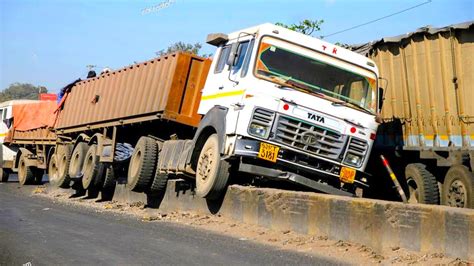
[215,45,231,73]
[241,39,255,77]
[232,41,250,74]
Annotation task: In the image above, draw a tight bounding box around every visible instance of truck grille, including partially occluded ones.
[272,116,346,161]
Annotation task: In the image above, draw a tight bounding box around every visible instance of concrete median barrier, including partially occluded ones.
[69,180,474,260]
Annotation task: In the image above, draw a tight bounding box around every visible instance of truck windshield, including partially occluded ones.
[255,37,377,113]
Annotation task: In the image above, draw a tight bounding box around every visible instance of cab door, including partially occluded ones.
[198,38,254,114]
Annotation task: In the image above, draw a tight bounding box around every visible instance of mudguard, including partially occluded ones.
[186,106,228,166]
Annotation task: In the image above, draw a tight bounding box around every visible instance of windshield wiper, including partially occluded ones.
[332,100,372,115]
[280,79,326,98]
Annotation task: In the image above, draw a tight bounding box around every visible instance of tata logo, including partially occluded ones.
[307,112,325,123]
[301,132,318,146]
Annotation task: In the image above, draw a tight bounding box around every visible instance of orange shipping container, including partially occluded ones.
[55,52,211,132]
[5,101,57,144]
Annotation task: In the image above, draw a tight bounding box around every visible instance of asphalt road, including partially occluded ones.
[0,182,341,265]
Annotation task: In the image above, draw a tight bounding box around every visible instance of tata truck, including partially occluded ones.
[41,23,382,200]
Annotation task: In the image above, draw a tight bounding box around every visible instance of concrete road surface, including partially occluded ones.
[0,183,341,265]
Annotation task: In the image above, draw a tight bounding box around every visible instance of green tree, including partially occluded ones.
[156,42,211,57]
[276,19,324,36]
[0,83,48,102]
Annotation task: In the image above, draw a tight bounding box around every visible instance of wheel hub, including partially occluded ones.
[447,180,466,208]
[198,148,214,182]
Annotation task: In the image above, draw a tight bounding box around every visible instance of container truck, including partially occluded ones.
[0,100,57,184]
[7,23,384,200]
[355,21,473,208]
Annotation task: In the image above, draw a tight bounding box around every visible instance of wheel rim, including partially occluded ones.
[70,153,79,176]
[83,153,94,186]
[58,154,67,176]
[446,180,467,208]
[130,150,142,178]
[197,146,215,186]
[18,159,26,184]
[49,157,58,182]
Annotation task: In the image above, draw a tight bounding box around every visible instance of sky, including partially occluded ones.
[0,0,473,93]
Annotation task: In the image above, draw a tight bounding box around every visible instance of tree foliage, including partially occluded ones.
[276,19,324,36]
[0,83,48,102]
[156,42,211,57]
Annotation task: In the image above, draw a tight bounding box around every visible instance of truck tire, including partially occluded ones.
[68,142,88,179]
[150,171,168,195]
[442,165,474,208]
[405,163,439,204]
[18,154,35,186]
[101,165,116,200]
[127,137,157,192]
[55,144,73,188]
[82,144,105,191]
[34,168,44,184]
[49,154,65,187]
[0,169,9,182]
[195,133,230,200]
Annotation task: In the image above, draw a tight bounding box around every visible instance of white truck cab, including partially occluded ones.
[197,23,382,196]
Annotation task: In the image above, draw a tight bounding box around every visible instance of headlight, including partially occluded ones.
[248,108,275,139]
[249,123,269,138]
[344,153,362,167]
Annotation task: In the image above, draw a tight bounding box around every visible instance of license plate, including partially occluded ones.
[339,167,356,183]
[257,143,280,163]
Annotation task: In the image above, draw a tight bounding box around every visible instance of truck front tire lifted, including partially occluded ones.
[195,133,230,200]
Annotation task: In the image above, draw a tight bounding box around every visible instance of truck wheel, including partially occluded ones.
[0,169,9,182]
[442,165,474,208]
[150,171,168,195]
[34,168,44,184]
[49,154,62,187]
[195,133,230,200]
[127,137,157,192]
[18,154,35,186]
[101,165,116,200]
[55,144,73,188]
[405,163,439,204]
[82,144,105,191]
[68,142,88,179]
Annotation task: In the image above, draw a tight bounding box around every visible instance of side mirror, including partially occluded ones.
[226,43,239,66]
[378,87,384,112]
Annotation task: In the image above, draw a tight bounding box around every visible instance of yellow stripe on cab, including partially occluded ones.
[201,90,245,100]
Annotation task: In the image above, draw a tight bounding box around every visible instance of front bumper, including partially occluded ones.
[233,137,369,190]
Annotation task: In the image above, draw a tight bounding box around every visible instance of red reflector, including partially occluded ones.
[283,104,289,111]
[350,127,356,134]
[370,133,376,140]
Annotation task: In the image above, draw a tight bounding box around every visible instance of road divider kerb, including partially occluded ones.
[45,180,474,261]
